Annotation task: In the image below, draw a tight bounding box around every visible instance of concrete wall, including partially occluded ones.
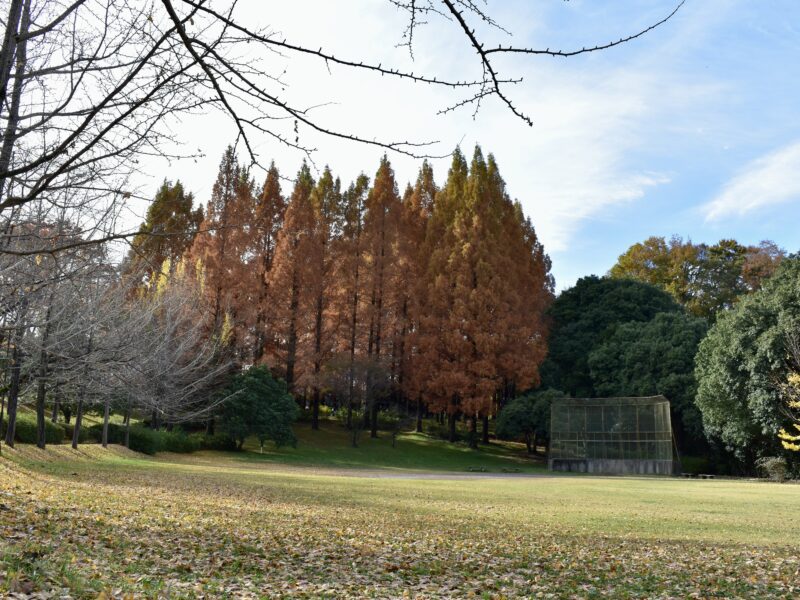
[548,458,673,475]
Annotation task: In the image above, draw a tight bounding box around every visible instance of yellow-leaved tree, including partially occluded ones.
[778,334,800,451]
[778,371,800,451]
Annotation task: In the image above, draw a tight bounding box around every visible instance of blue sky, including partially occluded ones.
[140,0,800,290]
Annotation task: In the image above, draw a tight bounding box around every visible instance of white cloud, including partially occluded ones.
[704,141,800,221]
[130,1,724,280]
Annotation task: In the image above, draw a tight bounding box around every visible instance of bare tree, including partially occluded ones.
[0,0,685,253]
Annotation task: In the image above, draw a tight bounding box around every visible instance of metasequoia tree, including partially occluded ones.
[331,174,370,431]
[395,162,436,432]
[188,147,253,342]
[250,163,286,363]
[361,157,402,437]
[305,168,343,430]
[268,164,316,391]
[415,147,553,444]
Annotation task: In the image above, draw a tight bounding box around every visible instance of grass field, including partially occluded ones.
[235,421,545,472]
[1,441,799,599]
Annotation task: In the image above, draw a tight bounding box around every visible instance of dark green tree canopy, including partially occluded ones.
[588,311,708,452]
[695,257,800,462]
[219,366,299,450]
[127,179,204,279]
[541,276,681,397]
[496,389,564,453]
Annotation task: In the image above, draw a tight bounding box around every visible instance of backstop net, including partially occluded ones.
[548,396,673,475]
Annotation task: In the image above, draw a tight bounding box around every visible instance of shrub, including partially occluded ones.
[496,389,564,453]
[87,422,125,444]
[756,456,789,482]
[63,422,90,444]
[126,426,161,455]
[1,413,65,444]
[191,432,238,451]
[159,429,200,453]
[218,366,299,449]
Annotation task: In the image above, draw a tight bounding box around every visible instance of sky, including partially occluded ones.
[136,0,800,290]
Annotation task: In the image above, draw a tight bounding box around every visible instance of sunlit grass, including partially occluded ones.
[1,444,799,598]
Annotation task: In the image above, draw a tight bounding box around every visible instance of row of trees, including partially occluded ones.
[0,228,230,450]
[124,145,554,445]
[533,237,794,473]
[609,236,784,319]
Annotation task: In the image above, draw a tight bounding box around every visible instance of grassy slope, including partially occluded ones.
[2,446,799,598]
[233,420,545,472]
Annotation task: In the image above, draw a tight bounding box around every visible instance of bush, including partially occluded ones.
[496,389,563,453]
[756,456,789,482]
[218,366,299,449]
[126,426,160,455]
[159,429,200,453]
[87,422,125,444]
[1,413,65,444]
[63,422,90,444]
[191,432,238,451]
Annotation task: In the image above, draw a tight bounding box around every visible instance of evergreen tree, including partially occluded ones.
[126,180,203,283]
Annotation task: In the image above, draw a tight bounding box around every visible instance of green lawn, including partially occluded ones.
[1,443,798,598]
[233,420,545,473]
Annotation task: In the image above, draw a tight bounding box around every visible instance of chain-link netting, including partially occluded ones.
[549,397,673,461]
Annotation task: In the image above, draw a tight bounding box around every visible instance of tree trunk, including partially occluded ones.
[370,400,378,438]
[0,0,23,115]
[415,398,423,433]
[206,417,215,435]
[525,433,532,454]
[51,382,62,423]
[124,401,131,448]
[35,298,54,449]
[72,332,92,450]
[0,0,26,202]
[285,264,300,391]
[72,398,83,450]
[0,388,5,455]
[35,377,47,449]
[362,402,371,429]
[481,414,490,444]
[101,397,111,448]
[311,388,320,431]
[62,405,71,424]
[468,414,478,449]
[448,412,457,442]
[4,330,22,447]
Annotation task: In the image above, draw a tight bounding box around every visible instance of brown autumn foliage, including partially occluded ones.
[176,146,553,433]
